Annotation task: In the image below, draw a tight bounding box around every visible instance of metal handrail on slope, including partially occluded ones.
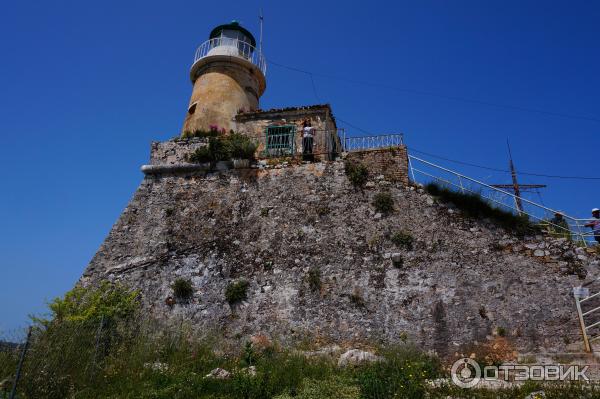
[408,155,596,246]
[574,285,600,352]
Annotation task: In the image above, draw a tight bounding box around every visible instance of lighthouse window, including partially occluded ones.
[265,125,296,156]
[187,102,197,115]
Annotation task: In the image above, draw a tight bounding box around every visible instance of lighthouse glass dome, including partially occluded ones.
[192,21,266,76]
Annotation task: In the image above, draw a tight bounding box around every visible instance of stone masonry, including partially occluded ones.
[80,143,600,357]
[346,147,409,184]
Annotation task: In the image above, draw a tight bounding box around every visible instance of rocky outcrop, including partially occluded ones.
[80,158,597,356]
[337,349,382,367]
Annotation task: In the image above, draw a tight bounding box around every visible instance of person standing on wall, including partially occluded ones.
[302,120,315,162]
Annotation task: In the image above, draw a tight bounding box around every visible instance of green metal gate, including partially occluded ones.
[264,125,296,157]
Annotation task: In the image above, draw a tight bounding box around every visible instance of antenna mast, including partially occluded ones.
[259,8,264,54]
[491,139,546,214]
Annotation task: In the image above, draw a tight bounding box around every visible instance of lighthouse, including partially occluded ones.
[181,21,267,134]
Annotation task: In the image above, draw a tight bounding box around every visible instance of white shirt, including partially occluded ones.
[302,126,314,138]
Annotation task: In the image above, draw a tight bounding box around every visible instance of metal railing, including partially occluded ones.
[409,154,597,246]
[574,285,600,352]
[343,134,404,152]
[192,37,267,76]
[259,129,343,160]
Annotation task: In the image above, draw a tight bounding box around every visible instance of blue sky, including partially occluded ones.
[1,1,599,333]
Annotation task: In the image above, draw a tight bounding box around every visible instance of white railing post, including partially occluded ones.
[575,221,588,247]
[574,287,592,353]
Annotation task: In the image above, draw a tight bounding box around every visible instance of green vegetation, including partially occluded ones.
[274,377,360,399]
[35,281,139,325]
[357,346,442,399]
[181,129,220,139]
[227,133,259,159]
[4,284,598,398]
[344,161,369,188]
[188,134,258,164]
[424,182,541,237]
[225,280,249,305]
[171,278,194,302]
[496,327,507,337]
[372,192,394,215]
[390,231,414,250]
[307,268,322,292]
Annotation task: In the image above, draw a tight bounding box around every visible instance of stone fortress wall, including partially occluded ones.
[81,136,598,357]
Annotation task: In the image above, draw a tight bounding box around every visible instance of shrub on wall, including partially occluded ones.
[373,192,394,214]
[390,231,414,250]
[344,161,369,187]
[171,278,194,302]
[225,280,249,305]
[227,133,258,160]
[181,129,220,139]
[36,282,140,325]
[188,147,212,163]
[307,268,322,292]
[187,133,257,163]
[424,182,541,237]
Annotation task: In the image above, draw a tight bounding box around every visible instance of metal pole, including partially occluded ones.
[574,291,592,353]
[575,221,588,248]
[259,9,264,55]
[9,326,32,399]
[408,157,416,184]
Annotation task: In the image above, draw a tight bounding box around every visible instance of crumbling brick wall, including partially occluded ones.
[346,146,409,185]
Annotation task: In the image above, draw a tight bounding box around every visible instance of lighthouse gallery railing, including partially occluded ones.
[192,37,267,76]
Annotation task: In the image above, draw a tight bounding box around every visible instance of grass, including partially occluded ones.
[2,322,447,399]
[5,284,599,398]
[424,183,541,237]
[3,318,597,399]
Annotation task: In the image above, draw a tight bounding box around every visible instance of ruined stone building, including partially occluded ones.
[80,21,599,358]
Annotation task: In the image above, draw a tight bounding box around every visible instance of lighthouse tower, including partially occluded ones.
[181,21,267,134]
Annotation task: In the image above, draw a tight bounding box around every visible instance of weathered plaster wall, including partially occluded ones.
[235,106,338,160]
[182,62,262,134]
[81,158,595,355]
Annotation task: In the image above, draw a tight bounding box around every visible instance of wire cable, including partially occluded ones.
[408,146,600,180]
[268,59,600,124]
[269,59,600,181]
